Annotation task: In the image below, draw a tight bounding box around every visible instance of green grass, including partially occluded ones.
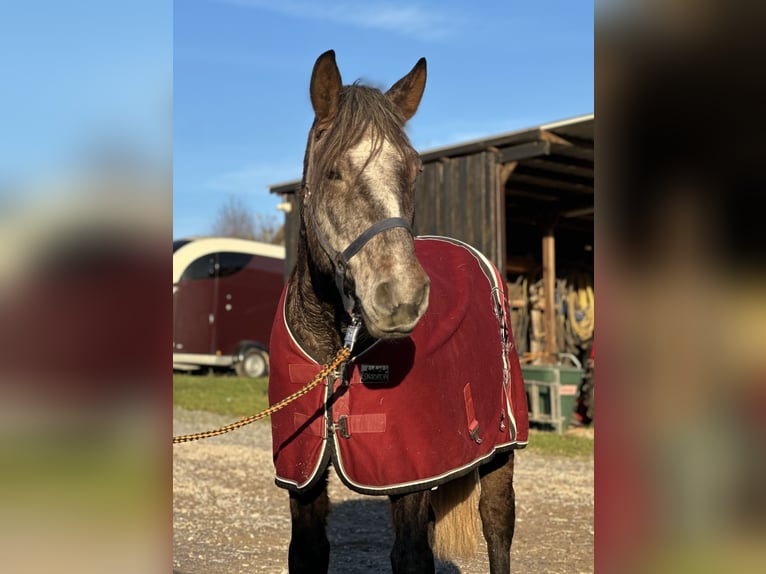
[1,435,163,519]
[526,428,594,457]
[173,375,594,458]
[173,373,270,417]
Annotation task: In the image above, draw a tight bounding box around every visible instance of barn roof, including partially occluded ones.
[269,114,593,227]
[421,114,593,231]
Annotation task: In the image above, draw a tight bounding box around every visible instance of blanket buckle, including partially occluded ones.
[334,415,351,439]
[469,421,483,444]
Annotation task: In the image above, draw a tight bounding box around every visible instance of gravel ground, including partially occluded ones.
[173,408,593,574]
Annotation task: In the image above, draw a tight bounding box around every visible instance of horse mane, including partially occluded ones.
[304,83,416,193]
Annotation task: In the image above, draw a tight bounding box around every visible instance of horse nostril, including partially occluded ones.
[374,281,395,313]
[373,278,430,324]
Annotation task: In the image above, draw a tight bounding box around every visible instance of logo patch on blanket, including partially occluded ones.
[268,236,529,495]
[359,364,389,384]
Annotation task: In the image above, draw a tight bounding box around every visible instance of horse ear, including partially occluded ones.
[386,57,427,123]
[310,50,342,128]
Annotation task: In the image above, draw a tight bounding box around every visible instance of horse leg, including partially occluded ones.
[479,450,516,574]
[389,491,435,574]
[288,471,330,574]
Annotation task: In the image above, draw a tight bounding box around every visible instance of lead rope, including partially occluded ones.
[172,345,352,445]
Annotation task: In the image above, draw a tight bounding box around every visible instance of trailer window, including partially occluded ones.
[181,255,216,281]
[217,252,252,278]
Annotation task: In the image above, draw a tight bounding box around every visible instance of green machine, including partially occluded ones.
[522,354,583,433]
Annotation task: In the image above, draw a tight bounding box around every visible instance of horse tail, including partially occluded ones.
[430,469,481,559]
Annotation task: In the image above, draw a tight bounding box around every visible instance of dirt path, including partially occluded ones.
[173,408,593,573]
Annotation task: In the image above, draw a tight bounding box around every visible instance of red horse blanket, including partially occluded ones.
[269,236,528,495]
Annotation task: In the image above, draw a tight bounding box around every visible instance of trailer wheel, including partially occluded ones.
[235,348,269,378]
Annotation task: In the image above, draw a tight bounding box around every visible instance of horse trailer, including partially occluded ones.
[173,237,285,377]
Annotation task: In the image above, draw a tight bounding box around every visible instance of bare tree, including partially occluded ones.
[211,195,283,244]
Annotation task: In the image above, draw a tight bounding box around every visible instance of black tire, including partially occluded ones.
[235,348,269,378]
[576,371,594,425]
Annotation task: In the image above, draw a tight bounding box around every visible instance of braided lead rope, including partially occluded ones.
[172,346,351,445]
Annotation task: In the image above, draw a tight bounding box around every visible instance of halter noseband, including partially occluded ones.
[334,216,413,315]
[305,184,413,315]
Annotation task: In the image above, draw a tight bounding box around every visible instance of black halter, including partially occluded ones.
[305,184,413,315]
[334,216,413,314]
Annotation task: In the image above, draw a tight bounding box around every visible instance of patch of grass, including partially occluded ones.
[526,429,594,457]
[173,373,269,417]
[1,436,162,518]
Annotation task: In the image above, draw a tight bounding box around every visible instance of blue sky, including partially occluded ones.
[180,0,593,238]
[0,2,171,189]
[0,2,591,239]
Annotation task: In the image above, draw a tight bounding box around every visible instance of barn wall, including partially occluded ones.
[414,150,501,270]
[282,194,300,280]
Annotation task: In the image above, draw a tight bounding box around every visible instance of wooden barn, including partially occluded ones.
[270,114,594,368]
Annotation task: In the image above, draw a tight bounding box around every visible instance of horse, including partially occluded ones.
[268,50,528,574]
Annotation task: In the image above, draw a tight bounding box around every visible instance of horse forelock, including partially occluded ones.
[306,84,416,192]
[299,83,420,258]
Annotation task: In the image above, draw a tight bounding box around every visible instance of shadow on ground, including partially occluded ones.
[326,497,462,573]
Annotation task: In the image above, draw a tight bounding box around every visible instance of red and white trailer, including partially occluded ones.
[173,237,285,377]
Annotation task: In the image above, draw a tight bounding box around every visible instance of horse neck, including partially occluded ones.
[285,238,346,364]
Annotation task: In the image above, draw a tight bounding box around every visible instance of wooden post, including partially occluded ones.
[542,225,557,364]
[497,161,517,276]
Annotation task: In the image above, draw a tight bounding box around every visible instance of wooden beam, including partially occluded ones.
[505,188,560,202]
[419,127,544,163]
[542,228,557,363]
[498,140,550,163]
[499,161,518,186]
[538,154,593,170]
[553,146,594,162]
[539,130,574,146]
[511,164,593,188]
[551,134,594,151]
[561,206,595,219]
[506,180,594,197]
[524,156,594,179]
[508,172,593,194]
[495,162,508,276]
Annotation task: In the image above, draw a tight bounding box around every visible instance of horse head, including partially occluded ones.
[301,50,430,339]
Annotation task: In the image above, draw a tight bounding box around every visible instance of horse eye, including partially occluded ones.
[326,169,342,181]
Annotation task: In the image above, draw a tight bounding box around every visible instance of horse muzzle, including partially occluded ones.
[363,273,430,338]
